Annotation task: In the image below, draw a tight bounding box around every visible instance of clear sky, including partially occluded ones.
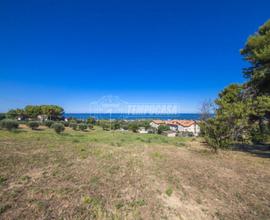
[0,0,269,113]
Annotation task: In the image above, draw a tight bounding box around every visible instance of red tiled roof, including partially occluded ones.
[152,120,165,125]
[152,120,195,127]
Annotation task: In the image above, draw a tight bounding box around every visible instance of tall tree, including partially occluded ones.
[241,19,270,95]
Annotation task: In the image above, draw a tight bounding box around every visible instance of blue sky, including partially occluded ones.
[0,0,269,113]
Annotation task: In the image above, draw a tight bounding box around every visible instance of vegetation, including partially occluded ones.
[78,123,88,131]
[86,117,96,125]
[27,121,40,130]
[51,123,65,134]
[0,119,19,131]
[0,127,269,219]
[157,125,170,134]
[0,113,6,121]
[44,120,54,128]
[201,19,270,150]
[6,105,64,121]
[69,123,77,130]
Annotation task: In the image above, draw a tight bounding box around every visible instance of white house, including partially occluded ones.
[176,120,200,136]
[149,120,165,129]
[150,119,200,136]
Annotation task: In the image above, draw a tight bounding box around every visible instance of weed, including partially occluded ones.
[165,187,173,197]
[73,139,80,143]
[20,175,31,182]
[0,204,11,214]
[115,201,124,209]
[0,176,7,185]
[129,199,146,207]
[151,152,163,159]
[175,142,186,147]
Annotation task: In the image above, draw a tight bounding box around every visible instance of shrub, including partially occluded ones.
[0,119,19,131]
[78,123,88,131]
[200,119,232,152]
[128,123,139,133]
[0,113,6,121]
[157,125,170,134]
[44,120,54,128]
[101,122,110,131]
[52,123,65,134]
[62,121,70,127]
[86,117,96,125]
[88,124,93,130]
[70,123,77,130]
[27,121,39,130]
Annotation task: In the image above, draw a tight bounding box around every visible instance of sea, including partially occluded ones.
[64,113,205,121]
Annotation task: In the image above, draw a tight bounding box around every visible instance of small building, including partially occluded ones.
[150,119,200,136]
[149,120,165,129]
[176,120,200,136]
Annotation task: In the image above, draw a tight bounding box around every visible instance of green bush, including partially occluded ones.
[0,113,6,121]
[62,121,70,127]
[157,125,170,134]
[52,123,65,134]
[0,119,19,131]
[86,117,96,125]
[78,123,88,131]
[200,119,232,152]
[70,123,77,130]
[128,123,139,133]
[88,124,93,129]
[44,120,54,128]
[27,121,39,130]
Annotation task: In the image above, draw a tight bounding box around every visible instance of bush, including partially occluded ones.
[27,121,39,130]
[69,123,77,130]
[200,119,232,152]
[88,124,93,130]
[44,120,54,128]
[157,125,170,134]
[0,119,19,131]
[86,117,96,125]
[52,123,65,134]
[0,113,6,121]
[128,122,139,133]
[78,123,88,131]
[62,121,70,127]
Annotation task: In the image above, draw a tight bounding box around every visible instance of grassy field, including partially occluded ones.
[0,126,269,220]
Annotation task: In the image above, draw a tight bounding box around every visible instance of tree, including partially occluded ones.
[201,20,270,150]
[200,99,214,121]
[24,105,42,119]
[40,105,64,120]
[240,19,270,95]
[6,108,25,119]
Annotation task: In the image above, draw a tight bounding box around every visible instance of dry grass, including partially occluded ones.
[0,126,269,219]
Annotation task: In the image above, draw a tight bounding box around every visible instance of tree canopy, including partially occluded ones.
[6,105,64,120]
[201,19,270,150]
